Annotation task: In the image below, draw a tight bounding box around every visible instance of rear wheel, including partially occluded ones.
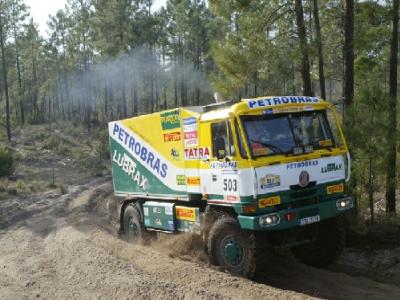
[207,215,256,278]
[291,217,345,268]
[123,204,145,243]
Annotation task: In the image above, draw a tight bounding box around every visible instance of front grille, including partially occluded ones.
[290,181,317,190]
[298,207,319,218]
[274,197,319,211]
[289,181,317,199]
[290,188,317,199]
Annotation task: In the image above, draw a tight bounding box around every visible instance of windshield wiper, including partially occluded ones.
[251,139,284,154]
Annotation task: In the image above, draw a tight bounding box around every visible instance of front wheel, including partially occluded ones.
[207,215,256,278]
[291,217,345,268]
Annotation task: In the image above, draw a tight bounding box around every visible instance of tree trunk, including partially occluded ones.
[312,0,326,99]
[294,0,312,96]
[174,52,178,107]
[386,0,399,215]
[368,153,374,224]
[0,9,11,141]
[343,0,354,107]
[122,82,127,118]
[162,45,168,109]
[104,82,108,119]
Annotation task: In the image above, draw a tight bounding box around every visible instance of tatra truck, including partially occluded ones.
[108,96,354,278]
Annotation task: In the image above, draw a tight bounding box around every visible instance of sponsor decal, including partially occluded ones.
[247,96,320,109]
[112,123,168,178]
[163,132,181,142]
[262,108,274,115]
[327,183,344,195]
[186,176,200,186]
[286,159,318,170]
[171,148,180,160]
[184,147,210,160]
[319,139,333,147]
[321,163,343,173]
[225,195,238,202]
[299,170,310,187]
[185,138,199,147]
[176,207,197,222]
[112,150,148,190]
[253,147,271,156]
[222,169,238,175]
[212,174,217,182]
[259,196,281,208]
[210,161,238,169]
[260,174,281,189]
[160,110,180,130]
[176,175,186,185]
[167,220,174,231]
[184,131,197,139]
[272,106,314,114]
[183,117,198,147]
[183,117,197,130]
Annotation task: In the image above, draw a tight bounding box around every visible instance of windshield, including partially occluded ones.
[241,110,335,157]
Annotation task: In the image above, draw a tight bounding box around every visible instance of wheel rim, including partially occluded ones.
[222,236,244,266]
[127,217,139,238]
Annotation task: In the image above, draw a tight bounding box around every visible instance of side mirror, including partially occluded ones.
[214,137,226,160]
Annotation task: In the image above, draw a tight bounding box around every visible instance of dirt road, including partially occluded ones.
[1,178,399,300]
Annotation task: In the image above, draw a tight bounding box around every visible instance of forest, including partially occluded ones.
[0,0,399,224]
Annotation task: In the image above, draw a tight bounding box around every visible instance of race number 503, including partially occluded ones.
[223,178,237,192]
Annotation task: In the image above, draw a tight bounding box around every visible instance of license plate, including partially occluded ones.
[299,215,320,226]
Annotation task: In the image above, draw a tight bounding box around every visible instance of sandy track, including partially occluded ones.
[1,179,399,300]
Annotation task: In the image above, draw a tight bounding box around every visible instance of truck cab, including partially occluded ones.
[199,96,352,232]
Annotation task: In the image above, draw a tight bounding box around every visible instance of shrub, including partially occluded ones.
[0,148,14,177]
[42,136,60,150]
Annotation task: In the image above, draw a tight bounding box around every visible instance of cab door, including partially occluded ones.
[200,120,240,203]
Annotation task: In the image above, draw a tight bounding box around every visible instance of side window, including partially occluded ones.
[211,121,235,158]
[235,120,248,158]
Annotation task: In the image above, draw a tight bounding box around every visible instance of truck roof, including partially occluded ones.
[197,96,329,121]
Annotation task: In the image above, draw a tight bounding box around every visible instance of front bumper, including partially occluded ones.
[238,196,354,231]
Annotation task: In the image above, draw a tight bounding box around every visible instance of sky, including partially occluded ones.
[24,0,167,36]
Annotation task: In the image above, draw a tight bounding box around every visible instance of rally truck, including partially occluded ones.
[108,96,354,278]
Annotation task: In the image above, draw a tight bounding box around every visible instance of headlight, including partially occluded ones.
[259,213,280,227]
[344,153,351,182]
[336,197,353,211]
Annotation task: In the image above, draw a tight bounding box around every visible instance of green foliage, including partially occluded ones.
[349,216,400,249]
[42,135,60,150]
[0,148,14,177]
[71,147,107,177]
[94,129,110,160]
[345,85,389,218]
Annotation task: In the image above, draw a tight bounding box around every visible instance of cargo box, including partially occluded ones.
[109,108,203,201]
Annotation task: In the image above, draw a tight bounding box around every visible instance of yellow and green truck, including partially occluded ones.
[109,96,354,277]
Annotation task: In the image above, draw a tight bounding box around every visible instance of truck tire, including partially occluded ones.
[202,206,221,254]
[207,215,256,278]
[291,217,345,268]
[123,204,145,243]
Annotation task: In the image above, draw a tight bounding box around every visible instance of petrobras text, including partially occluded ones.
[247,96,320,109]
[111,123,168,178]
